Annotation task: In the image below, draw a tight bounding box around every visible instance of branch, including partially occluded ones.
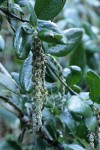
[0,7,29,23]
[0,95,24,117]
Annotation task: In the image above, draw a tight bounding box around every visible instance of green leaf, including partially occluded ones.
[0,72,19,94]
[25,0,37,27]
[35,0,66,20]
[60,110,77,134]
[63,66,82,86]
[14,23,32,60]
[76,120,87,139]
[19,52,33,93]
[38,20,68,44]
[67,96,92,117]
[21,23,34,35]
[83,22,96,40]
[85,115,97,132]
[0,35,5,52]
[9,3,24,15]
[42,108,58,140]
[71,85,82,93]
[86,69,100,103]
[48,28,83,56]
[64,28,83,43]
[11,72,25,94]
[70,43,86,74]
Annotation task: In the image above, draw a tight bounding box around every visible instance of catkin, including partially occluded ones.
[32,37,47,134]
[88,132,95,150]
[47,54,65,108]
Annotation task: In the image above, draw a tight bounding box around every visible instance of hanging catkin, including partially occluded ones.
[31,36,47,135]
[47,54,65,109]
[88,132,95,150]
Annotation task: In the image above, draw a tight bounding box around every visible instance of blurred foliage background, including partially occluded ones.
[0,0,100,149]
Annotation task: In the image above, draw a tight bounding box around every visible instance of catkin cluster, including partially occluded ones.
[31,36,47,134]
[47,54,65,108]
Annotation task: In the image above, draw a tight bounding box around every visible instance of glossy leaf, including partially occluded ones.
[83,22,96,40]
[19,53,33,93]
[0,72,19,94]
[42,108,58,140]
[21,23,34,35]
[0,35,5,52]
[9,3,24,15]
[76,120,87,139]
[85,115,97,131]
[60,110,77,134]
[67,96,92,117]
[35,0,66,20]
[38,28,67,44]
[11,72,25,94]
[86,69,100,103]
[48,28,83,56]
[38,20,68,44]
[71,85,82,93]
[14,24,32,60]
[25,0,37,27]
[63,66,82,86]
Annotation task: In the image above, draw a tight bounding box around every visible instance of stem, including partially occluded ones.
[0,95,24,117]
[0,7,29,23]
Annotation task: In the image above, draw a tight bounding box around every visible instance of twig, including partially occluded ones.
[0,95,24,117]
[0,7,29,23]
[18,128,26,143]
